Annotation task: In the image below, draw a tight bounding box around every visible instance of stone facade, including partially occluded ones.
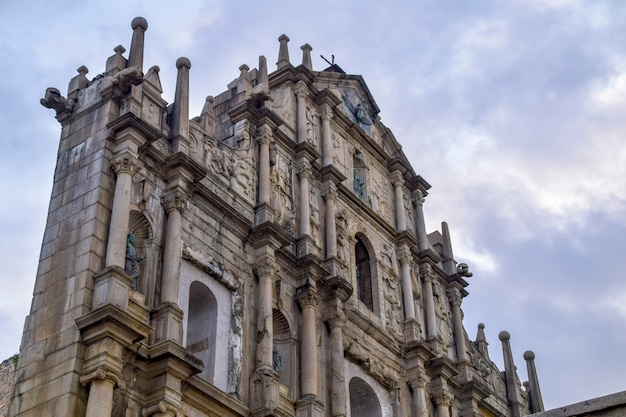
[0,358,17,417]
[9,17,544,417]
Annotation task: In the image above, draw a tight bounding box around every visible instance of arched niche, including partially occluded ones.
[128,210,155,300]
[186,281,218,382]
[273,308,295,396]
[349,377,382,417]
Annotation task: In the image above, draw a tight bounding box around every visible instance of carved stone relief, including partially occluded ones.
[370,169,391,222]
[305,104,318,148]
[269,85,294,129]
[380,244,402,339]
[309,186,321,246]
[270,153,295,234]
[204,120,256,203]
[336,209,350,273]
[433,281,454,352]
[331,132,347,175]
[405,195,415,232]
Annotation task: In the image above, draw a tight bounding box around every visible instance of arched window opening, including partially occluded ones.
[186,281,218,382]
[355,237,373,310]
[349,377,382,417]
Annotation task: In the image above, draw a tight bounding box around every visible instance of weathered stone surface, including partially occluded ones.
[8,17,546,417]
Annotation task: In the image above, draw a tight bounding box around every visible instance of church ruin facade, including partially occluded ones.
[9,17,543,417]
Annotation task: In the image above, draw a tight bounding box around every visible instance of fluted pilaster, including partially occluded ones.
[257,125,273,205]
[321,104,333,167]
[295,81,308,144]
[391,171,407,231]
[420,264,437,339]
[398,247,415,320]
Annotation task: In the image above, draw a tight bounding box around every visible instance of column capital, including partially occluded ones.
[419,263,435,282]
[321,181,338,200]
[295,80,308,97]
[79,366,120,387]
[408,373,429,391]
[162,190,188,214]
[390,170,404,186]
[110,153,142,176]
[254,257,278,278]
[324,309,346,329]
[433,390,454,407]
[320,103,333,121]
[257,124,273,145]
[142,400,183,417]
[412,189,425,205]
[447,287,463,307]
[296,160,313,178]
[398,246,412,264]
[296,285,319,309]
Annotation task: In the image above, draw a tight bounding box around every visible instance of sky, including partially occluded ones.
[1,0,625,411]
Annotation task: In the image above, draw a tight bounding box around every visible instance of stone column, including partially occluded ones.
[321,104,333,167]
[433,392,453,417]
[448,288,467,363]
[297,162,312,237]
[106,154,141,269]
[414,190,429,251]
[301,43,313,70]
[255,260,276,372]
[398,248,415,320]
[257,125,272,205]
[297,286,320,397]
[322,182,338,259]
[80,368,119,417]
[524,350,545,413]
[153,190,187,344]
[391,171,406,232]
[410,371,429,417]
[420,264,437,340]
[161,191,186,305]
[295,81,308,144]
[328,312,347,417]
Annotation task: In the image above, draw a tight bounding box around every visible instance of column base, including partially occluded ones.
[250,369,281,417]
[152,302,184,345]
[295,395,324,417]
[93,266,131,310]
[404,319,421,343]
[296,235,320,258]
[254,203,275,226]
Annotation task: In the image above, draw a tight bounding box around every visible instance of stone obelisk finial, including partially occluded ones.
[499,331,525,417]
[301,43,313,70]
[258,55,268,86]
[475,323,490,359]
[277,34,290,69]
[128,17,148,71]
[441,221,456,275]
[170,57,191,149]
[524,350,545,413]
